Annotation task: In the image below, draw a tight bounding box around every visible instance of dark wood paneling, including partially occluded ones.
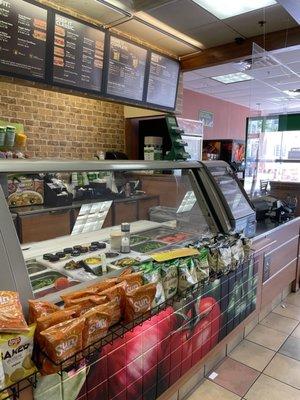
[261,259,297,308]
[138,196,159,220]
[180,26,300,71]
[140,175,188,207]
[20,211,71,243]
[114,201,138,225]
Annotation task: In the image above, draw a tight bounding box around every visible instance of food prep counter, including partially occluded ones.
[0,160,298,400]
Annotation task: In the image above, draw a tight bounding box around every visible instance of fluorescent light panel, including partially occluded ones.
[135,11,205,49]
[211,72,254,84]
[192,0,277,19]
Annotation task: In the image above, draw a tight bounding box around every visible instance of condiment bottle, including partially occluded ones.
[110,231,123,251]
[121,222,130,254]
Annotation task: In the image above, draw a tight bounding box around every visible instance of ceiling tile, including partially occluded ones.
[272,47,300,64]
[223,4,296,38]
[147,0,217,31]
[116,18,195,55]
[186,21,239,47]
[50,0,127,24]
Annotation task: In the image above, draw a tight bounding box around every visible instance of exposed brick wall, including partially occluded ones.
[0,78,125,159]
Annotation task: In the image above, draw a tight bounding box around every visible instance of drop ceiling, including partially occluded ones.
[45,0,298,56]
[183,45,300,113]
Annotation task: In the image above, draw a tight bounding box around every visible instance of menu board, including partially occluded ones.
[53,14,105,92]
[147,53,180,109]
[107,36,147,101]
[0,0,47,79]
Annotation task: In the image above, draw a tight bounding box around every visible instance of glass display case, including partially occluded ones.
[0,160,232,309]
[199,161,256,238]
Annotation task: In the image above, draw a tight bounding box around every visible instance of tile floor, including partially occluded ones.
[185,291,300,400]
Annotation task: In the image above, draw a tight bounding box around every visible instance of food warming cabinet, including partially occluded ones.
[200,161,256,237]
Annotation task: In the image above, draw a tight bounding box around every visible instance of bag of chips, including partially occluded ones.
[40,317,85,369]
[218,244,232,274]
[28,300,60,324]
[117,272,143,294]
[177,258,198,294]
[60,278,116,304]
[82,305,111,348]
[0,292,28,333]
[161,261,178,300]
[64,295,108,316]
[36,308,78,338]
[100,283,126,325]
[124,283,156,322]
[194,249,210,282]
[0,325,36,386]
[141,263,165,307]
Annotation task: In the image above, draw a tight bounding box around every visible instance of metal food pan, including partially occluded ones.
[30,271,67,292]
[130,240,167,254]
[140,227,177,239]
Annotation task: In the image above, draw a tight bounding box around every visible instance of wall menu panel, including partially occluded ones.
[146,53,180,109]
[107,36,147,101]
[0,0,47,79]
[53,14,105,92]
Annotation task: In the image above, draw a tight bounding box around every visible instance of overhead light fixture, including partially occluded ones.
[191,0,276,19]
[211,72,254,84]
[283,89,300,97]
[134,11,205,49]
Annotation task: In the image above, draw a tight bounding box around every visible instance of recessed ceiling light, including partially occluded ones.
[191,0,277,19]
[211,72,254,84]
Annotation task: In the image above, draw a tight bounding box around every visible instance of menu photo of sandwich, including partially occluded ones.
[95,40,104,51]
[94,59,103,69]
[54,36,65,48]
[54,56,64,67]
[55,26,65,37]
[33,30,46,42]
[54,46,64,58]
[33,19,47,31]
[94,50,103,60]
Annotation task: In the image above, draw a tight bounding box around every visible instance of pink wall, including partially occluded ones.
[182,89,251,140]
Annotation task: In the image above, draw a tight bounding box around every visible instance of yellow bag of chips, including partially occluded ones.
[0,325,37,387]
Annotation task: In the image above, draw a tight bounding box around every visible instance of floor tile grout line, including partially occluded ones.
[244,335,287,353]
[288,321,300,337]
[262,371,300,392]
[271,309,300,322]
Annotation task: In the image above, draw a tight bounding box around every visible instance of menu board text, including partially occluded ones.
[53,14,104,92]
[147,53,180,109]
[0,0,47,79]
[107,36,147,101]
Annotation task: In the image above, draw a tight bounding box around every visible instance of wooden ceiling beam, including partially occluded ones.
[180,26,300,71]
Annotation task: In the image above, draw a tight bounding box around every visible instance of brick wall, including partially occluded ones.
[0,78,125,159]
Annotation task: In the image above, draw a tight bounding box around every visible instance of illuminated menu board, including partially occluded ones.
[106,36,147,101]
[53,14,105,92]
[0,0,47,79]
[146,52,180,109]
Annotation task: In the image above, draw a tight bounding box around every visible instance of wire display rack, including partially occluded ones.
[0,254,255,399]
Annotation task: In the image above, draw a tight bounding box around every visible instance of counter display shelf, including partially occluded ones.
[0,160,298,400]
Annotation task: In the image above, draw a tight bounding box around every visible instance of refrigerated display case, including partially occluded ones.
[0,159,259,400]
[199,161,256,237]
[0,160,223,307]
